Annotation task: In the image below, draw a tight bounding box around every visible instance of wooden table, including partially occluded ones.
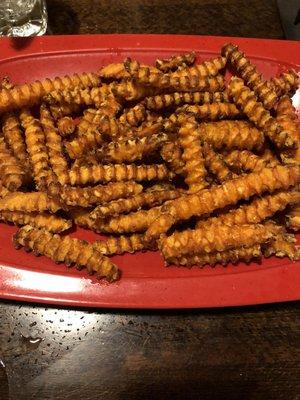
[1,1,299,399]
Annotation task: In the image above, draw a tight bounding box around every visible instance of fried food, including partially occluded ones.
[65,129,103,159]
[178,117,208,192]
[270,70,299,97]
[68,164,173,186]
[145,165,300,239]
[286,206,300,231]
[156,51,196,72]
[202,143,233,182]
[159,222,280,259]
[93,234,155,256]
[222,43,278,109]
[179,102,240,120]
[0,191,61,213]
[90,188,181,219]
[61,181,143,207]
[57,116,76,137]
[0,72,100,114]
[50,103,81,120]
[0,138,26,191]
[263,235,300,260]
[119,104,146,126]
[223,149,270,172]
[13,225,119,282]
[0,211,71,233]
[227,77,296,149]
[171,56,226,78]
[160,141,185,175]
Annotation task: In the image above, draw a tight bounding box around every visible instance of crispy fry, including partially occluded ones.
[50,103,81,120]
[145,165,300,239]
[286,205,300,231]
[263,235,300,260]
[160,141,185,175]
[0,76,14,90]
[179,102,240,120]
[13,225,119,282]
[61,181,143,207]
[159,223,280,259]
[227,77,296,149]
[0,191,61,213]
[112,80,158,101]
[68,164,173,186]
[178,117,208,192]
[196,190,300,229]
[97,133,168,163]
[45,87,104,107]
[99,63,159,80]
[0,72,100,114]
[202,143,233,182]
[93,234,156,256]
[0,138,26,191]
[167,245,262,266]
[270,70,299,97]
[224,149,269,172]
[198,120,265,151]
[171,56,226,78]
[90,189,181,219]
[40,105,70,185]
[156,52,196,72]
[2,112,29,169]
[0,211,71,233]
[222,43,277,109]
[143,91,229,111]
[119,104,146,127]
[65,129,103,159]
[57,116,76,137]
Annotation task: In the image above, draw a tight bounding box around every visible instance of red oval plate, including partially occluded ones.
[0,34,299,308]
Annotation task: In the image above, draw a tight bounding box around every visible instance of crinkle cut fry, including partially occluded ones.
[57,116,76,137]
[98,134,169,163]
[286,205,300,231]
[227,77,296,150]
[19,109,51,189]
[0,137,26,191]
[0,210,72,233]
[143,91,230,111]
[270,70,299,97]
[98,62,159,80]
[90,189,181,219]
[0,191,61,213]
[198,120,265,152]
[167,245,262,267]
[202,143,234,182]
[119,104,146,127]
[61,181,143,207]
[68,164,174,186]
[93,233,156,256]
[170,56,226,78]
[112,80,159,101]
[0,72,100,114]
[145,165,300,239]
[224,149,269,172]
[177,102,241,120]
[1,112,29,169]
[178,117,208,192]
[263,235,300,260]
[196,190,300,229]
[50,103,81,120]
[13,225,119,282]
[222,43,277,109]
[65,130,103,159]
[124,58,225,92]
[40,105,70,185]
[156,51,196,72]
[160,141,185,175]
[159,222,281,259]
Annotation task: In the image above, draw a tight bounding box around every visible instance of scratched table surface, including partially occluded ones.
[1,1,300,399]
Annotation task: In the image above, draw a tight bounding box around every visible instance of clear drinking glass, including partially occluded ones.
[0,0,47,37]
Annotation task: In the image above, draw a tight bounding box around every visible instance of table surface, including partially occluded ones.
[1,1,299,400]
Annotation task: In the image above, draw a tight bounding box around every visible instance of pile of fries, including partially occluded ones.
[0,43,299,282]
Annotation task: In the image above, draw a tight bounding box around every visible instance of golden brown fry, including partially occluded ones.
[167,245,262,266]
[160,141,185,175]
[1,112,29,169]
[98,133,168,163]
[198,120,265,151]
[13,225,119,282]
[179,102,240,120]
[0,138,26,191]
[259,148,280,166]
[19,109,51,189]
[65,129,103,159]
[159,223,280,259]
[93,233,156,256]
[286,205,300,231]
[222,43,277,109]
[156,51,196,72]
[202,143,233,182]
[99,62,159,80]
[0,191,61,213]
[90,188,181,219]
[178,117,208,192]
[143,91,229,111]
[196,190,300,229]
[0,76,13,90]
[68,164,173,186]
[40,105,70,185]
[45,87,104,107]
[112,80,158,101]
[224,149,269,172]
[263,235,300,260]
[0,211,72,233]
[61,181,143,207]
[227,77,296,149]
[270,70,299,97]
[57,116,76,137]
[119,104,146,127]
[171,56,226,78]
[145,165,300,239]
[0,72,100,114]
[50,103,81,120]
[72,153,100,168]
[124,58,225,92]
[0,185,10,198]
